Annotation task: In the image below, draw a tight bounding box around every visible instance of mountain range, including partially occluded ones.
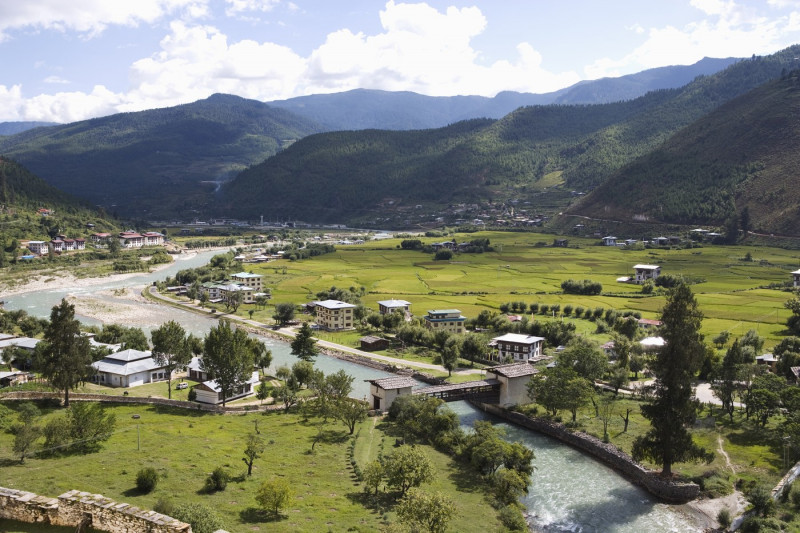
[1,49,799,234]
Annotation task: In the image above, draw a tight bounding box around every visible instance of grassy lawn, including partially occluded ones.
[0,402,500,533]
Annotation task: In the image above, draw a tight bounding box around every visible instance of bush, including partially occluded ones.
[171,503,224,533]
[497,504,527,531]
[717,508,732,530]
[792,487,800,508]
[561,279,602,295]
[205,466,229,492]
[136,467,159,493]
[188,388,197,402]
[434,250,453,261]
[153,496,174,516]
[748,485,775,517]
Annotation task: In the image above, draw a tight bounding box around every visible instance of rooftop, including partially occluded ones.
[487,362,539,378]
[315,299,356,309]
[377,299,411,306]
[367,376,416,390]
[491,333,544,344]
[633,264,660,270]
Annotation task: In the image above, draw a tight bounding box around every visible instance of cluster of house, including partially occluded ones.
[25,236,86,255]
[90,231,165,248]
[198,272,270,304]
[599,231,723,247]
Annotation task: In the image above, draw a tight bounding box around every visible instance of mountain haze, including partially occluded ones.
[266,57,739,131]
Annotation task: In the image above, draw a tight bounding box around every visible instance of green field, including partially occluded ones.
[0,402,499,533]
[226,231,800,349]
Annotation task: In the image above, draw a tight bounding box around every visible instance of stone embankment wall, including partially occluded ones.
[0,391,282,413]
[0,486,196,532]
[470,401,700,503]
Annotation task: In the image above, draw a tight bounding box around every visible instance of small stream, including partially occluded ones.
[3,251,697,531]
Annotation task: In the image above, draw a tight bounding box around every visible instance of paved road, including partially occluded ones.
[146,286,483,375]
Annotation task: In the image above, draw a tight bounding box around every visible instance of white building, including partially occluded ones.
[315,299,357,331]
[194,371,260,404]
[633,264,661,284]
[423,309,466,334]
[489,333,544,363]
[92,349,168,388]
[231,272,264,291]
[377,299,411,315]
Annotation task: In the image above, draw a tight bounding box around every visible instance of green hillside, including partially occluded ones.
[221,46,800,225]
[0,94,323,217]
[570,72,800,235]
[0,157,118,242]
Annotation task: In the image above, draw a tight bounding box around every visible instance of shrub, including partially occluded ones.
[171,503,224,533]
[153,497,174,516]
[205,467,229,492]
[434,250,453,261]
[497,504,527,531]
[717,508,732,530]
[792,487,800,508]
[748,485,775,517]
[561,279,602,295]
[188,388,197,401]
[136,467,159,493]
[562,305,573,317]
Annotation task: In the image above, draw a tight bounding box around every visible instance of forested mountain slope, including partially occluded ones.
[266,57,738,131]
[0,94,324,217]
[0,157,118,241]
[221,47,800,225]
[0,122,58,136]
[570,73,800,235]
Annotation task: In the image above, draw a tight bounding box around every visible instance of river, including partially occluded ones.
[2,251,698,531]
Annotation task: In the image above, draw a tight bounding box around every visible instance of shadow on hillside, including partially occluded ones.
[239,506,289,523]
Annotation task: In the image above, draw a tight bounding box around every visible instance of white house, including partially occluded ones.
[315,299,357,331]
[633,264,661,284]
[194,371,260,404]
[488,333,544,363]
[793,269,800,288]
[231,272,264,291]
[92,349,168,388]
[602,236,617,246]
[377,299,411,315]
[27,241,48,255]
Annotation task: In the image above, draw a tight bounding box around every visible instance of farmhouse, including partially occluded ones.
[91,349,169,388]
[424,309,466,334]
[26,241,48,255]
[488,333,544,363]
[360,336,389,351]
[90,233,112,243]
[793,269,800,288]
[194,371,260,404]
[218,283,255,304]
[633,264,661,284]
[315,299,356,331]
[377,299,411,315]
[602,236,617,246]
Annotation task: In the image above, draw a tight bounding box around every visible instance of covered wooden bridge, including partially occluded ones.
[413,379,500,403]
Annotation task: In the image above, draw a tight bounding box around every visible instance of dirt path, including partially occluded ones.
[718,433,736,474]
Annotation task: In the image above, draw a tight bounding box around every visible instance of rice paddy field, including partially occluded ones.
[234,231,800,349]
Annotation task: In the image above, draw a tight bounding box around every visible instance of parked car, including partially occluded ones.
[176,382,188,390]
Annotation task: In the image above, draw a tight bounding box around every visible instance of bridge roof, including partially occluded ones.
[488,363,539,378]
[367,376,416,390]
[413,379,500,395]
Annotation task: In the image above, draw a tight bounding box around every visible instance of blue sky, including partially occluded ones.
[2,0,800,122]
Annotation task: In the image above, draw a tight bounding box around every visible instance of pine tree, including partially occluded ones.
[291,323,318,362]
[632,284,711,476]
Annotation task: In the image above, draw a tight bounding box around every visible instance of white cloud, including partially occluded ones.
[0,84,122,122]
[43,75,70,84]
[224,0,280,16]
[0,0,208,40]
[586,0,800,79]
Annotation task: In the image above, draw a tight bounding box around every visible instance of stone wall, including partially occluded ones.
[0,486,196,532]
[470,401,700,503]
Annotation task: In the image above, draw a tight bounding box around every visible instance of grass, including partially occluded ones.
[0,402,499,533]
[216,231,800,351]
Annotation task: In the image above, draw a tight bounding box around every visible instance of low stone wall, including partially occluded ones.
[0,486,196,532]
[0,391,282,413]
[470,401,700,503]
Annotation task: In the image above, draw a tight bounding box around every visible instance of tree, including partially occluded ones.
[242,432,265,476]
[256,380,270,405]
[272,302,296,326]
[36,299,95,407]
[461,333,487,366]
[632,284,711,476]
[396,489,456,533]
[440,335,461,376]
[491,468,529,506]
[384,445,435,496]
[223,289,244,312]
[291,360,314,388]
[201,320,255,407]
[557,336,607,381]
[291,322,318,361]
[712,340,746,422]
[362,460,385,496]
[250,340,272,376]
[562,374,594,422]
[713,330,731,349]
[151,320,191,400]
[272,383,299,412]
[255,478,293,518]
[275,364,291,383]
[198,291,208,308]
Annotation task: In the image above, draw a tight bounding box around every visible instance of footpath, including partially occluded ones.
[145,286,483,376]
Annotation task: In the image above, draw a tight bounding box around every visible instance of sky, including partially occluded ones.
[2,0,800,123]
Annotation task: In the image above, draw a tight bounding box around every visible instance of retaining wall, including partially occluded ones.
[470,401,700,503]
[0,391,282,413]
[0,486,196,532]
